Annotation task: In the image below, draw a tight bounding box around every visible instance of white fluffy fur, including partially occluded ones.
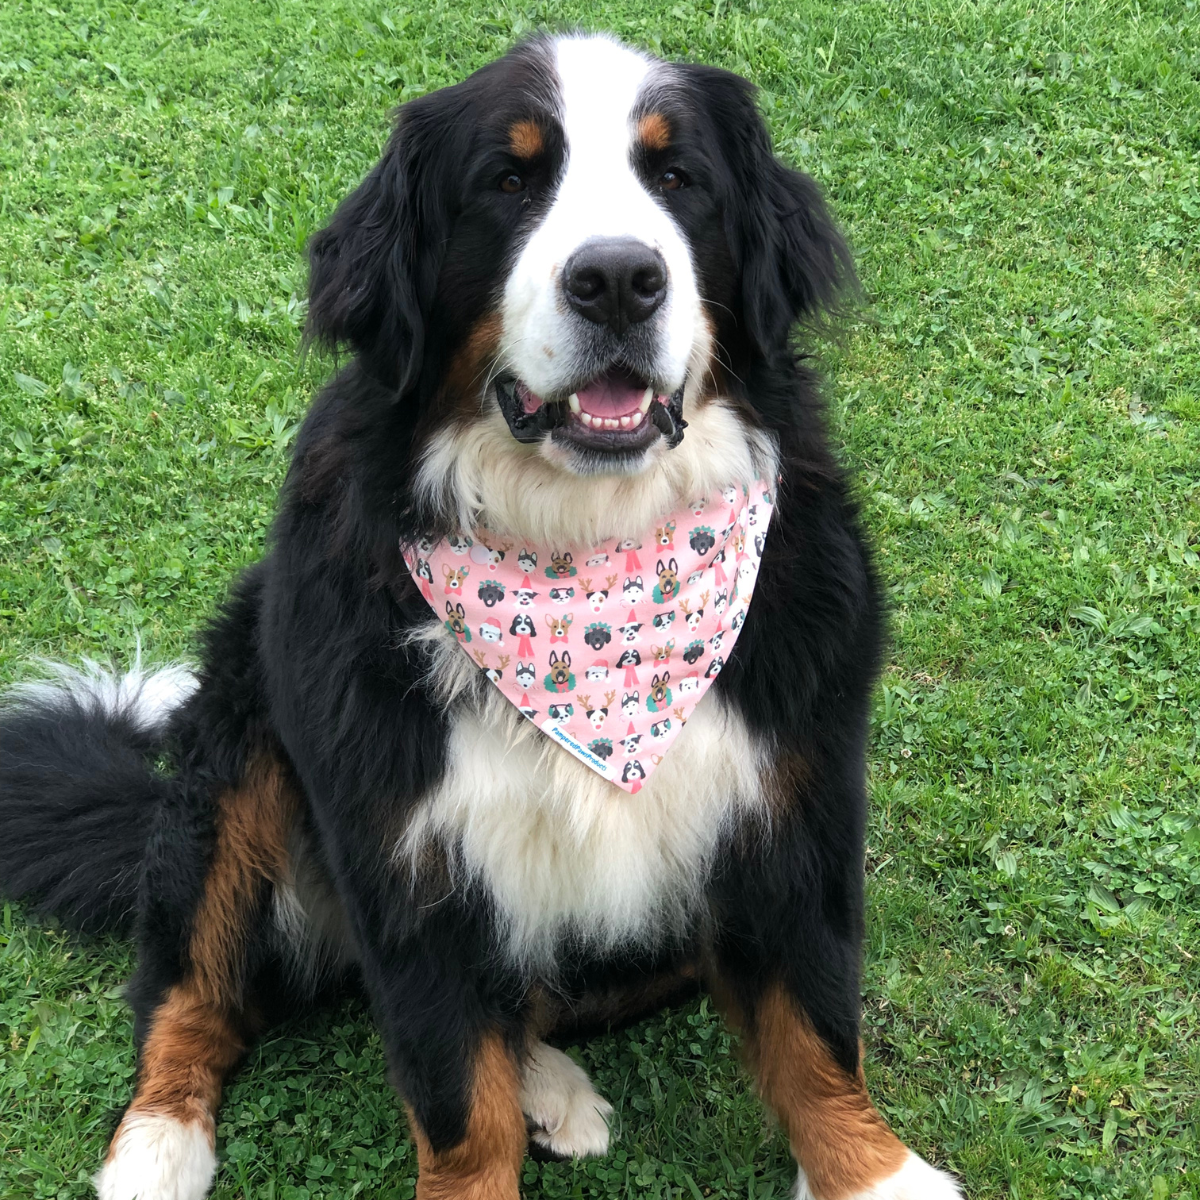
[794,1152,963,1200]
[520,1041,613,1158]
[416,396,777,547]
[94,1112,216,1200]
[501,36,697,406]
[396,622,772,971]
[9,657,198,735]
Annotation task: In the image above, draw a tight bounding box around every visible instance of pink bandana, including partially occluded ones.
[404,481,775,793]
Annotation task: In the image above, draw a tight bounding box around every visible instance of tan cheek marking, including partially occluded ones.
[443,311,504,416]
[686,308,722,409]
[509,119,544,159]
[748,985,908,1199]
[408,1031,525,1200]
[638,112,671,151]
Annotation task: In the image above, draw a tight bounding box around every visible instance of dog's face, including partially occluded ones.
[305,34,850,529]
[477,579,505,607]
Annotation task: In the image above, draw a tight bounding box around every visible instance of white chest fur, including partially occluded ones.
[396,625,772,971]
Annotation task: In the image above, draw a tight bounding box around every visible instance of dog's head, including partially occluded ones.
[306,34,851,535]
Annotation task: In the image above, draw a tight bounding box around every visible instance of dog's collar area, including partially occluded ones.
[402,479,775,793]
[494,374,688,452]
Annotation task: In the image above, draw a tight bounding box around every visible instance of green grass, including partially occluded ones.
[1,0,1197,1196]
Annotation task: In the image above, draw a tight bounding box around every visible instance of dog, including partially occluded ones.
[0,33,961,1200]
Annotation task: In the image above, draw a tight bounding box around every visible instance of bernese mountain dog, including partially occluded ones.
[0,33,963,1200]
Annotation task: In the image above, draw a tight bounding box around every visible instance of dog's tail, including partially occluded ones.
[0,659,197,936]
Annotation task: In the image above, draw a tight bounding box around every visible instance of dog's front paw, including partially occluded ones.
[520,1042,613,1160]
[94,1112,217,1200]
[795,1152,963,1200]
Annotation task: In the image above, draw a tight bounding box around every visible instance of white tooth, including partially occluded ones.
[630,410,643,427]
[604,418,619,430]
[581,412,593,427]
[568,393,581,413]
[640,386,653,412]
[619,415,631,429]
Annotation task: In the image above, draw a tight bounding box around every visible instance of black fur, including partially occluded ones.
[0,686,170,936]
[0,34,895,1185]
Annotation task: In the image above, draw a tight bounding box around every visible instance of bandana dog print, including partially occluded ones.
[405,481,775,793]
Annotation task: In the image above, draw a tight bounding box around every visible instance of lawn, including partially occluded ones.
[1,0,1198,1196]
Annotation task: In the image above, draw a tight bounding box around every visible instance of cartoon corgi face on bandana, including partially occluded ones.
[404,480,774,793]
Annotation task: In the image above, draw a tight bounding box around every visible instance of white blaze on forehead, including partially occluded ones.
[499,35,701,400]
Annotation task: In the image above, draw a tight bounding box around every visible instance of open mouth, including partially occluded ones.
[560,367,656,433]
[495,366,686,453]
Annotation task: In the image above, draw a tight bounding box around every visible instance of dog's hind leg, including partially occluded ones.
[521,957,700,1160]
[519,1041,613,1160]
[96,753,298,1200]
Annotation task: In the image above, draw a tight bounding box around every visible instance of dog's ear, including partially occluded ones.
[306,89,463,391]
[684,65,856,358]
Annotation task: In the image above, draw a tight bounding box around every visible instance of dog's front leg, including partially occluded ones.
[405,1029,526,1200]
[359,931,527,1199]
[318,831,527,1199]
[706,765,964,1200]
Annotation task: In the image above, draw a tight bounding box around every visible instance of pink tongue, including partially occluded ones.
[576,376,647,418]
[516,383,543,414]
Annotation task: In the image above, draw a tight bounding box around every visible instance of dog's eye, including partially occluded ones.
[659,168,687,191]
[499,172,525,194]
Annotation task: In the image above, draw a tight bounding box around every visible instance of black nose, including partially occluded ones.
[563,237,667,335]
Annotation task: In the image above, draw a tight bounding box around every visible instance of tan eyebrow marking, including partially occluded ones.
[637,112,671,151]
[508,119,544,159]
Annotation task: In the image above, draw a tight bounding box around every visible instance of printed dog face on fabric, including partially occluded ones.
[404,480,774,793]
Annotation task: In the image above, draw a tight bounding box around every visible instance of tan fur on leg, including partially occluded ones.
[727,983,910,1200]
[409,1032,526,1200]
